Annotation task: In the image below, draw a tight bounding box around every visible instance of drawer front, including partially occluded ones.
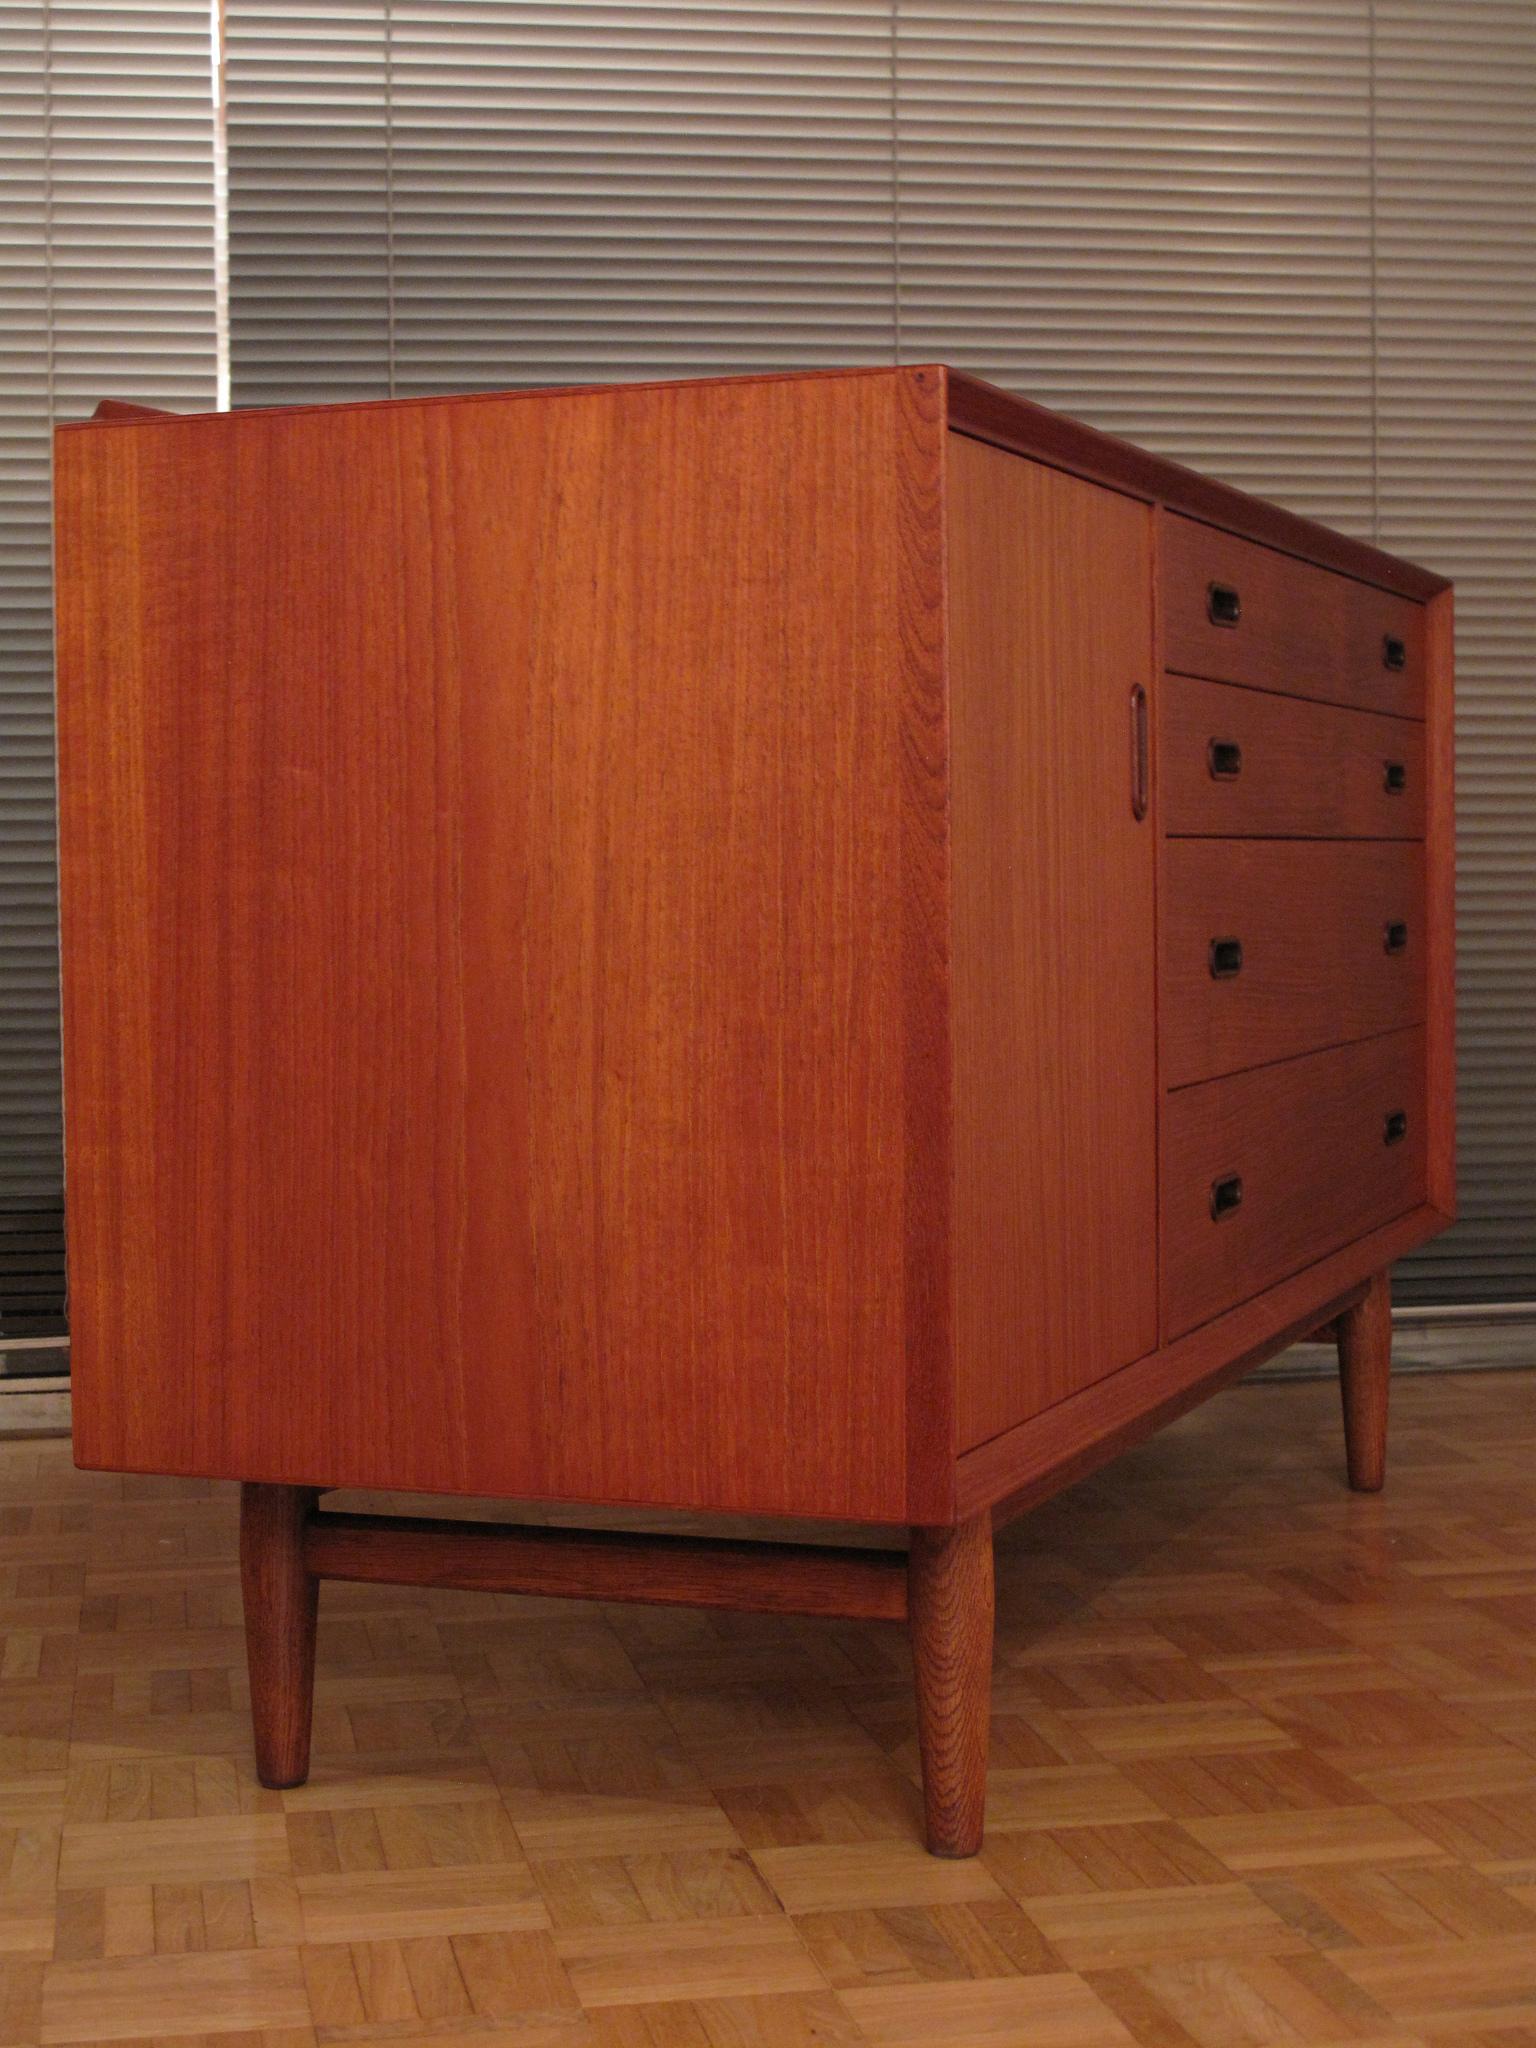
[1162,513,1424,718]
[1161,841,1425,1088]
[1162,675,1426,839]
[1162,1028,1427,1337]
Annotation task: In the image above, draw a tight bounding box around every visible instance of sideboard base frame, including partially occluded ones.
[241,1269,1394,1857]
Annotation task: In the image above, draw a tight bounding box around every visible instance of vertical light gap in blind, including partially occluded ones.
[385,0,396,395]
[1366,0,1380,543]
[43,4,56,429]
[889,0,902,360]
[212,0,233,405]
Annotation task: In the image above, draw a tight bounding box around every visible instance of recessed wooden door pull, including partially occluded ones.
[1130,684,1150,820]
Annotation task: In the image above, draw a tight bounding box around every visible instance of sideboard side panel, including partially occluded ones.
[947,437,1160,1449]
[56,371,929,1520]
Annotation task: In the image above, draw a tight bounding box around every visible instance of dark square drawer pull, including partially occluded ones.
[1207,582,1242,627]
[1383,633,1407,671]
[1384,760,1407,794]
[1207,739,1243,780]
[1384,920,1409,954]
[1384,1109,1408,1145]
[1209,1174,1244,1220]
[1209,936,1244,979]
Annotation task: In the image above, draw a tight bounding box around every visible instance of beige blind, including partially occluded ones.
[0,0,221,1334]
[225,1,900,403]
[894,3,1378,530]
[220,0,1536,1304]
[1373,1,1536,1300]
[891,0,1536,1305]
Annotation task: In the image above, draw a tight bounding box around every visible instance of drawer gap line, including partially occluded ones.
[1163,1018,1428,1097]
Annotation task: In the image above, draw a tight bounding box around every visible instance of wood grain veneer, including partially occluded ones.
[1161,839,1426,1087]
[956,1207,1441,1524]
[90,397,175,422]
[240,1483,318,1790]
[1161,512,1426,719]
[1338,1269,1393,1493]
[56,367,947,1526]
[947,433,1157,1450]
[907,1514,994,1859]
[1161,1027,1428,1338]
[1161,675,1426,839]
[305,1511,909,1621]
[56,363,1456,1861]
[946,370,1450,602]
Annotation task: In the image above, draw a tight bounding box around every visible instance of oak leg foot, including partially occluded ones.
[908,1512,994,1857]
[240,1482,319,1788]
[1338,1270,1392,1493]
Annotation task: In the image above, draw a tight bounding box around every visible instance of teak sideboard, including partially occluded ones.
[54,366,1454,1856]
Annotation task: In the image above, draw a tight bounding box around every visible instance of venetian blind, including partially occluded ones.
[0,0,221,1335]
[1372,1,1536,1300]
[893,1,1535,1304]
[893,3,1377,528]
[222,0,1535,1304]
[225,1,900,402]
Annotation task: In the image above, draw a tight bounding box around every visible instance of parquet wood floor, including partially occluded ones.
[3,1370,1535,2046]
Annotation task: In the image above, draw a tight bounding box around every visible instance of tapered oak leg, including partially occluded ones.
[1337,1269,1392,1493]
[240,1482,319,1788]
[908,1512,994,1857]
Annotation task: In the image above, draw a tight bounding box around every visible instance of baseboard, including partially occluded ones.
[0,1391,72,1437]
[1254,1306,1536,1381]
